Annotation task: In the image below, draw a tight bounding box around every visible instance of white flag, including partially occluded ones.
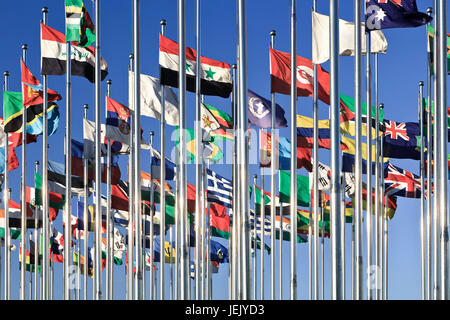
[312,11,388,65]
[128,71,179,126]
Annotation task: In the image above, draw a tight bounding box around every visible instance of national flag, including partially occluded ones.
[100,228,125,265]
[19,239,41,273]
[365,0,431,31]
[149,146,176,181]
[34,173,65,221]
[210,239,229,263]
[105,96,132,146]
[151,237,176,264]
[253,184,289,215]
[0,118,20,173]
[342,152,389,174]
[247,89,287,128]
[0,199,40,229]
[384,162,422,198]
[159,34,232,98]
[275,215,309,243]
[175,128,224,163]
[0,209,21,238]
[201,103,233,141]
[78,196,128,228]
[73,250,94,277]
[359,188,398,220]
[382,120,421,160]
[250,235,271,256]
[48,160,86,195]
[128,71,180,126]
[50,229,65,263]
[422,98,450,140]
[427,25,450,75]
[206,168,232,208]
[65,0,95,47]
[279,170,310,207]
[312,11,387,64]
[209,202,230,239]
[297,208,331,236]
[341,135,390,173]
[40,23,108,83]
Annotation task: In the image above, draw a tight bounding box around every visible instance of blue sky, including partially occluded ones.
[0,0,447,300]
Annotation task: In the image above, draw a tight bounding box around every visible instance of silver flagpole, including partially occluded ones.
[194,0,202,300]
[330,0,342,300]
[105,79,112,300]
[383,195,388,300]
[252,174,257,300]
[437,0,448,300]
[41,6,50,301]
[76,195,81,300]
[269,29,276,301]
[308,192,313,300]
[231,63,238,300]
[50,219,53,300]
[354,0,363,301]
[29,232,32,300]
[34,161,39,300]
[379,104,385,300]
[20,44,28,301]
[159,18,167,301]
[202,157,207,299]
[289,0,297,301]
[312,0,319,302]
[237,0,250,300]
[260,157,265,299]
[320,196,324,299]
[149,132,155,300]
[426,7,433,301]
[83,104,89,300]
[177,0,188,300]
[374,53,380,301]
[3,70,10,300]
[279,201,283,300]
[419,81,425,300]
[94,0,102,300]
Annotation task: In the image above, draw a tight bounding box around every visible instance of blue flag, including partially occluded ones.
[210,239,229,263]
[383,120,421,160]
[150,147,176,181]
[247,89,287,128]
[365,0,431,31]
[342,152,389,174]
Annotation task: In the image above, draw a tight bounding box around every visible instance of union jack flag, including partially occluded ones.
[384,163,421,198]
[383,120,421,160]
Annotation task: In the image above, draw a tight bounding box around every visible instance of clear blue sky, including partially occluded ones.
[0,0,446,300]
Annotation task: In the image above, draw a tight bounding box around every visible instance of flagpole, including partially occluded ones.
[231,63,238,300]
[252,174,257,300]
[308,191,313,300]
[279,201,283,300]
[260,155,265,299]
[34,161,39,300]
[374,52,380,301]
[330,0,343,300]
[105,79,112,300]
[379,103,385,300]
[383,195,388,300]
[202,156,207,299]
[269,29,277,301]
[3,70,10,300]
[289,0,297,301]
[76,195,81,300]
[353,0,363,301]
[237,0,250,300]
[82,104,89,300]
[159,18,167,301]
[426,7,433,301]
[419,81,426,300]
[437,0,448,300]
[149,131,155,300]
[320,198,324,299]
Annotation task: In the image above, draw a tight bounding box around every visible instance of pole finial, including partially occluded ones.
[427,7,433,15]
[129,54,134,60]
[107,79,112,85]
[42,7,48,13]
[150,131,155,136]
[419,81,424,87]
[160,19,167,26]
[35,161,39,165]
[232,64,237,70]
[22,44,28,50]
[270,30,276,36]
[3,71,9,77]
[83,104,89,110]
[379,103,384,109]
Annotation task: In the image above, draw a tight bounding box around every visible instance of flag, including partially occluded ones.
[100,228,125,265]
[0,209,21,239]
[40,23,108,83]
[128,71,179,126]
[253,184,290,215]
[48,160,86,195]
[383,120,421,160]
[149,146,176,181]
[210,202,230,239]
[427,25,450,75]
[19,239,41,273]
[105,96,132,146]
[279,170,309,207]
[250,236,272,256]
[0,199,40,229]
[342,152,389,174]
[210,239,229,263]
[0,118,20,173]
[384,162,422,198]
[201,103,233,140]
[312,11,387,64]
[358,188,398,220]
[247,89,287,128]
[341,135,390,173]
[365,0,431,31]
[270,47,331,104]
[206,168,233,208]
[275,213,309,242]
[175,128,224,162]
[65,0,95,47]
[159,34,232,98]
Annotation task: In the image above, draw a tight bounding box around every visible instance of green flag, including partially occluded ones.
[279,170,309,207]
[427,25,450,75]
[65,0,95,47]
[174,127,224,163]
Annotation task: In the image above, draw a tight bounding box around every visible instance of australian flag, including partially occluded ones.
[365,0,432,31]
[383,120,421,160]
[247,89,287,128]
[384,163,422,198]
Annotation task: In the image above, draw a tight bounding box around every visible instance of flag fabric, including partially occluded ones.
[201,103,233,141]
[149,146,176,181]
[384,162,422,198]
[253,185,289,215]
[40,23,108,83]
[48,160,86,195]
[342,152,389,174]
[210,239,229,263]
[359,188,398,220]
[250,235,272,256]
[312,11,387,64]
[105,96,132,146]
[341,135,390,173]
[0,199,40,229]
[206,169,233,208]
[175,128,224,163]
[159,34,232,98]
[209,202,230,239]
[65,0,95,47]
[100,229,125,265]
[247,89,287,128]
[34,173,64,221]
[365,0,431,31]
[279,170,310,207]
[0,210,21,239]
[0,118,20,173]
[128,71,179,126]
[427,25,450,75]
[382,120,421,160]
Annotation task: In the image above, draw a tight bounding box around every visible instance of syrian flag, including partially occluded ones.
[159,34,232,98]
[40,23,108,83]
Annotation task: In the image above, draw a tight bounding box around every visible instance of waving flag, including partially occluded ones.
[149,146,176,181]
[427,25,450,75]
[384,163,422,198]
[65,0,95,47]
[247,89,287,128]
[365,0,431,31]
[210,202,230,240]
[383,120,420,160]
[279,170,310,207]
[206,169,232,208]
[297,115,348,151]
[159,34,232,98]
[105,96,131,146]
[48,160,86,195]
[201,103,233,140]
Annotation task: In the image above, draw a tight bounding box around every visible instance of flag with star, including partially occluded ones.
[365,0,431,31]
[159,35,232,98]
[382,119,421,160]
[384,162,422,198]
[201,103,233,140]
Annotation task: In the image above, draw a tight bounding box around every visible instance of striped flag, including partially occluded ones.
[206,168,232,208]
[65,0,95,47]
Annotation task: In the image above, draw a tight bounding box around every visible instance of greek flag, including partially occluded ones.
[206,168,232,208]
[249,209,271,236]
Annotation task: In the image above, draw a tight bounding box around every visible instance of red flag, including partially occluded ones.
[112,182,129,212]
[209,202,230,237]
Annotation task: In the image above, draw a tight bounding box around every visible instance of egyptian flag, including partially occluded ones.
[40,23,108,83]
[0,199,40,229]
[159,34,232,98]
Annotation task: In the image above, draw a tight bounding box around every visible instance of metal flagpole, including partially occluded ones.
[269,29,276,301]
[159,18,167,301]
[202,157,207,299]
[194,0,202,300]
[419,81,426,300]
[41,6,50,301]
[177,0,188,300]
[106,79,112,300]
[149,132,155,300]
[20,44,28,301]
[76,195,81,300]
[330,0,343,300]
[3,70,10,300]
[374,53,380,301]
[379,104,385,300]
[289,0,297,300]
[29,232,32,300]
[437,0,448,300]
[383,195,388,300]
[354,0,363,301]
[279,201,283,300]
[231,63,238,300]
[50,219,53,300]
[237,0,250,300]
[260,156,265,299]
[320,198,324,300]
[252,174,257,300]
[83,104,89,300]
[34,161,39,300]
[94,0,102,300]
[308,193,313,300]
